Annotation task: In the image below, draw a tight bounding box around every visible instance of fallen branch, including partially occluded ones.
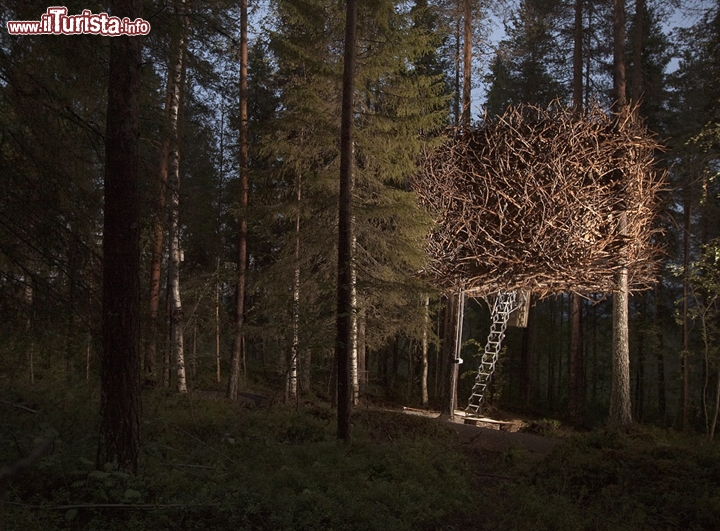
[6,501,218,511]
[0,401,38,414]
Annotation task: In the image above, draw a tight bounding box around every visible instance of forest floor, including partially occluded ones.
[2,383,720,531]
[398,406,560,455]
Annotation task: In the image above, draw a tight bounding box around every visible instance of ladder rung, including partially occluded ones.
[465,290,519,417]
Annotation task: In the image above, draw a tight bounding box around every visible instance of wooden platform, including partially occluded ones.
[463,416,513,431]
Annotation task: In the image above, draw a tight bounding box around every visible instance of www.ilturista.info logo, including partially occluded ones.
[6,7,150,36]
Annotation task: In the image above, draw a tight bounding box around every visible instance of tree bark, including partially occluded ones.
[24,279,34,385]
[215,257,221,384]
[573,0,583,109]
[336,0,357,442]
[613,0,627,109]
[569,293,585,419]
[97,0,143,473]
[146,6,182,387]
[630,0,645,105]
[454,16,461,127]
[609,0,632,427]
[357,307,366,393]
[167,0,190,394]
[680,184,692,431]
[228,0,249,400]
[351,235,359,405]
[288,176,301,403]
[191,320,197,383]
[570,3,585,417]
[610,265,633,426]
[656,281,667,422]
[421,295,430,407]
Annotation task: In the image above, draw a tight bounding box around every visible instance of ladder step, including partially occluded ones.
[465,290,519,418]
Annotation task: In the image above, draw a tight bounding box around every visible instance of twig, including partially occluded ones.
[0,401,38,414]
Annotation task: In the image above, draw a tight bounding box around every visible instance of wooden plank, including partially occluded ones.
[464,417,513,431]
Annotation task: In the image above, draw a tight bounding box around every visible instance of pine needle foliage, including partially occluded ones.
[252,0,451,358]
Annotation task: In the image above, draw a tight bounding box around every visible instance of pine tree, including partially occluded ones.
[608,0,633,428]
[258,0,449,405]
[484,0,569,116]
[97,0,144,473]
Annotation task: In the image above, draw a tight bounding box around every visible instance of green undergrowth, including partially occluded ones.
[1,385,478,531]
[482,426,720,531]
[3,384,720,530]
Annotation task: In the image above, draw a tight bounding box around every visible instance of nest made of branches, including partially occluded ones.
[413,102,666,297]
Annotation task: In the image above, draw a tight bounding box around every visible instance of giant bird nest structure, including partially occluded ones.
[413,103,666,298]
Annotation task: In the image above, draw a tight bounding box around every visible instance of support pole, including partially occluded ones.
[449,290,465,419]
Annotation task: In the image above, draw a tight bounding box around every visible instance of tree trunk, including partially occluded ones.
[407,339,415,402]
[391,335,400,391]
[336,0,357,442]
[680,184,692,431]
[192,320,197,383]
[358,307,366,394]
[288,176,301,403]
[519,305,533,405]
[591,295,598,403]
[85,332,92,382]
[97,0,143,473]
[163,282,171,388]
[167,0,189,395]
[461,0,472,128]
[24,279,34,385]
[454,16,461,127]
[421,295,430,407]
[630,0,645,105]
[634,293,646,421]
[547,297,556,409]
[609,0,632,427]
[569,293,585,419]
[351,236,359,405]
[228,0,249,400]
[573,0,583,109]
[65,240,78,378]
[301,349,311,395]
[709,363,720,441]
[146,8,182,388]
[613,0,627,109]
[656,281,667,422]
[569,1,585,420]
[215,258,222,384]
[610,265,633,426]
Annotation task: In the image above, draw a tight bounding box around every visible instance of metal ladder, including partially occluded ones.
[465,290,519,418]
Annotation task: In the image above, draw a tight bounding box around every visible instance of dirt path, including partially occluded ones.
[401,407,561,455]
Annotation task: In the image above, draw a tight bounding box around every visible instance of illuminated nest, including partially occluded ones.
[413,103,666,297]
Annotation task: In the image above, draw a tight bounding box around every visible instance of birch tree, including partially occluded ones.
[167,0,191,394]
[336,0,358,441]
